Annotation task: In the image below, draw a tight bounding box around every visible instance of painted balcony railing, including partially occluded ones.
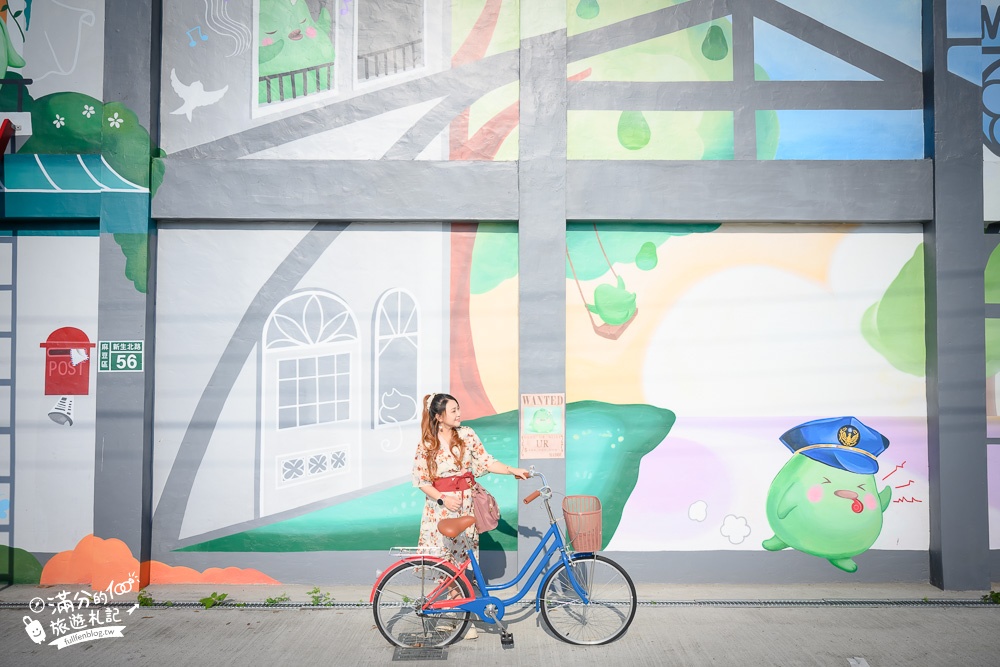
[357,39,423,81]
[259,62,335,104]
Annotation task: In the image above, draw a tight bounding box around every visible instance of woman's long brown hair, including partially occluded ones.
[421,393,464,480]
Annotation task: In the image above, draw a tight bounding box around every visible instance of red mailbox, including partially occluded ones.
[40,327,96,396]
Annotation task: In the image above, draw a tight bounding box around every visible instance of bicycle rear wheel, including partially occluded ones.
[372,559,471,648]
[539,554,637,645]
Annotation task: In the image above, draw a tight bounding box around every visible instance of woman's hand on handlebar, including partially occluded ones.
[510,467,531,480]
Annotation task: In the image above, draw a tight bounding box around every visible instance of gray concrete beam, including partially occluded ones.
[518,8,568,573]
[923,0,991,590]
[152,159,519,221]
[566,160,933,222]
[94,0,159,576]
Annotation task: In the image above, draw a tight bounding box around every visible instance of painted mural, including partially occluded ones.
[162,0,521,160]
[984,1,999,223]
[159,0,926,163]
[565,0,924,160]
[147,222,521,563]
[553,225,928,568]
[0,228,99,582]
[986,244,1000,548]
[0,1,158,193]
[3,2,987,588]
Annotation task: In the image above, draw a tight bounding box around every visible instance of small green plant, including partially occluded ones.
[265,593,291,606]
[164,600,174,607]
[307,586,334,606]
[235,602,247,608]
[199,592,228,609]
[982,590,1000,604]
[137,589,154,607]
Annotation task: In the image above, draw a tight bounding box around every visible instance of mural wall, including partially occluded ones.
[557,224,928,570]
[6,1,999,587]
[986,1,1000,222]
[0,228,99,584]
[565,0,923,160]
[150,222,521,562]
[984,0,1000,556]
[160,0,521,161]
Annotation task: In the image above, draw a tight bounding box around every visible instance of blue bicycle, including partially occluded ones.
[370,469,637,648]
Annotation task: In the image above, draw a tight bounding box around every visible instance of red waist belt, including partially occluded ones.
[433,473,475,492]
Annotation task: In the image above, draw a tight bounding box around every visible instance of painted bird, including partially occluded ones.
[170,68,228,121]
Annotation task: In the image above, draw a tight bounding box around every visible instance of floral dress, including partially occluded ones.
[412,426,497,567]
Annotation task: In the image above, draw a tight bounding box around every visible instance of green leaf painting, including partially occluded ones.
[178,401,674,553]
[576,0,600,21]
[617,111,651,150]
[566,222,719,282]
[469,222,518,294]
[701,24,729,61]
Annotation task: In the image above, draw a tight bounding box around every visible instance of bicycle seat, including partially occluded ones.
[437,516,476,538]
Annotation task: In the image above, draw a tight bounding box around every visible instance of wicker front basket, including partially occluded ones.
[562,495,602,552]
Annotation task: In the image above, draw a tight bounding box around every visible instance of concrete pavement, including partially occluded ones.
[2,582,999,666]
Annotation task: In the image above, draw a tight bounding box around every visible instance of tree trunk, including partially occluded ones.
[449,223,496,419]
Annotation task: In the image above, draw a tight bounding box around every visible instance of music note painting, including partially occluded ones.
[187,26,208,47]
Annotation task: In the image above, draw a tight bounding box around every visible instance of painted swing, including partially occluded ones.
[566,224,638,340]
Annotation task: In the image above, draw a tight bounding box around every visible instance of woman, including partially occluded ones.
[412,393,529,638]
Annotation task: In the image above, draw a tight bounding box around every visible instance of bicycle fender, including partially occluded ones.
[369,556,467,603]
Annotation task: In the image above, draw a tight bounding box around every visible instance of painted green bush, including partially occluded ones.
[178,401,674,553]
[864,243,1000,377]
[0,545,43,584]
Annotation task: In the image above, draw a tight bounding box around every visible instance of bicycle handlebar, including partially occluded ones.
[521,466,553,505]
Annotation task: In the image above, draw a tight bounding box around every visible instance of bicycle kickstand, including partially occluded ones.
[482,605,514,649]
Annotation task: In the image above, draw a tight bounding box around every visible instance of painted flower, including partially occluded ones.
[82,105,95,118]
[107,112,124,129]
[52,115,65,128]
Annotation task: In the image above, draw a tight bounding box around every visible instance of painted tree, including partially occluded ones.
[862,244,1000,412]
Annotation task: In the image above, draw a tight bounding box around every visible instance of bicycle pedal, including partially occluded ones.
[500,632,514,649]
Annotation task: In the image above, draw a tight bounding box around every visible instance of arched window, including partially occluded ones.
[372,289,419,427]
[264,290,358,429]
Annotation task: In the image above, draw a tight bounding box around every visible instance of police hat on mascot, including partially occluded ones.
[778,416,889,474]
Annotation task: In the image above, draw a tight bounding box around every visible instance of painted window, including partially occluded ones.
[355,0,425,83]
[255,0,338,111]
[566,4,924,160]
[263,289,358,429]
[277,446,350,486]
[372,289,419,426]
[277,353,351,428]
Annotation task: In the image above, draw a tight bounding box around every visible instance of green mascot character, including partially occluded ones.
[259,0,335,104]
[762,417,892,573]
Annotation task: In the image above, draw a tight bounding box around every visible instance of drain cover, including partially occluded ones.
[392,647,448,661]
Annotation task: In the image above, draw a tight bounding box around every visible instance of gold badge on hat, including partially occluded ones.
[837,425,860,447]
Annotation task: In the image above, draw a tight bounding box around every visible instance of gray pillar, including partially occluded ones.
[517,4,567,573]
[923,0,990,590]
[731,2,757,160]
[94,0,160,580]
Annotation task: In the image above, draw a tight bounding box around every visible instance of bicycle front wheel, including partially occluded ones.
[539,554,637,645]
[372,559,471,648]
